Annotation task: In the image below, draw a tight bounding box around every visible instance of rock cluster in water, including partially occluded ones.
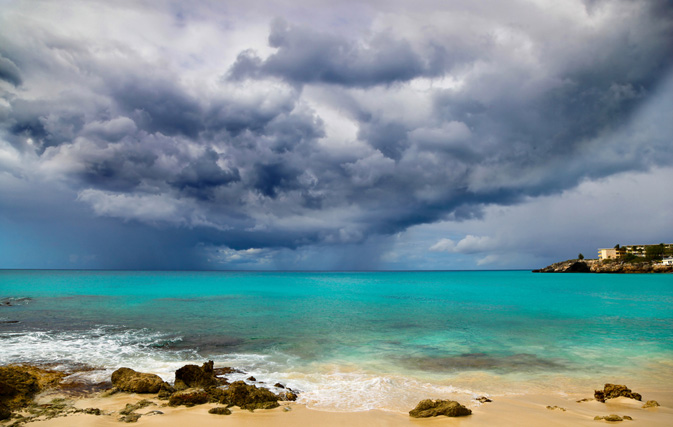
[106,360,298,417]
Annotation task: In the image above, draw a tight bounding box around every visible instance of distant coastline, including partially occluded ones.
[533,258,673,273]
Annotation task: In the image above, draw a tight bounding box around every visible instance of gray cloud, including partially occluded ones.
[1,0,672,269]
[229,18,448,87]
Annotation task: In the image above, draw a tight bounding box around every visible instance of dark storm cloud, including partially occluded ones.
[0,54,22,86]
[1,0,673,269]
[229,19,448,87]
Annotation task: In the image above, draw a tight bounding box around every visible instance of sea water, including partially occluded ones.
[1,270,672,412]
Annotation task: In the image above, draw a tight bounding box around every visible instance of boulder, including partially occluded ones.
[409,399,472,418]
[111,368,166,394]
[220,381,279,411]
[174,361,219,390]
[594,384,641,402]
[168,388,209,407]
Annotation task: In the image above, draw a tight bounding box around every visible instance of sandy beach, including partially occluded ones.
[6,386,670,427]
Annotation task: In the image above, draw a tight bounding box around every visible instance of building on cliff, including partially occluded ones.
[598,244,673,260]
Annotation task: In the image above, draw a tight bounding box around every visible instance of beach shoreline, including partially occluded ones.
[7,386,671,427]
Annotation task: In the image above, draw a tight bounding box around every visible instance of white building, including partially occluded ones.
[662,257,673,266]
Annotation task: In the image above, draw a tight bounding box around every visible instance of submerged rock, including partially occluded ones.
[174,361,220,390]
[111,368,167,393]
[278,389,298,401]
[594,384,642,402]
[409,399,472,418]
[168,388,209,407]
[220,381,279,411]
[475,396,492,403]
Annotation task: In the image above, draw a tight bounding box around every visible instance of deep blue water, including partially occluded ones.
[1,270,672,411]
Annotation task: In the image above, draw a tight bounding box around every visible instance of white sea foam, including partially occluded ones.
[0,327,483,412]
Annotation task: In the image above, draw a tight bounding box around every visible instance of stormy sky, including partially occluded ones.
[1,0,672,270]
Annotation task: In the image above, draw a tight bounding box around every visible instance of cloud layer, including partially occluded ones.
[1,0,672,269]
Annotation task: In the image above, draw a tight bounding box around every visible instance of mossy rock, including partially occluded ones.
[168,388,209,407]
[220,381,279,410]
[208,406,232,415]
[111,368,167,394]
[409,399,472,418]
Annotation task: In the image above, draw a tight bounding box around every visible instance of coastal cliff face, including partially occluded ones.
[533,259,673,273]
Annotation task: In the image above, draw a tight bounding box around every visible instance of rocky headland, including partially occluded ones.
[533,259,673,273]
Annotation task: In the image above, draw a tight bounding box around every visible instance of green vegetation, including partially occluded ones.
[578,253,584,260]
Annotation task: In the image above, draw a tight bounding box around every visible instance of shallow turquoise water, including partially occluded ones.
[1,270,672,411]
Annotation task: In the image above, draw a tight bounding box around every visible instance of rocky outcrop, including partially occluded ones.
[534,259,673,273]
[0,365,66,418]
[111,368,167,393]
[594,384,642,402]
[642,400,659,408]
[174,361,221,390]
[409,399,472,418]
[220,381,280,411]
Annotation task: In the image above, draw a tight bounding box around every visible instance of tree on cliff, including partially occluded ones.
[578,253,584,260]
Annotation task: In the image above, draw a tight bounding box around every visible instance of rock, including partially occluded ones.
[220,381,280,411]
[174,361,219,390]
[247,376,257,382]
[0,365,66,410]
[213,367,243,376]
[595,384,642,402]
[208,407,232,415]
[546,405,566,411]
[278,389,298,401]
[274,383,285,389]
[642,400,659,408]
[577,398,593,402]
[119,413,142,423]
[168,388,209,407]
[623,415,632,420]
[475,396,492,403]
[111,368,166,393]
[0,402,11,420]
[409,399,472,418]
[144,410,164,416]
[83,407,101,415]
[119,399,155,415]
[157,382,175,400]
[604,414,623,421]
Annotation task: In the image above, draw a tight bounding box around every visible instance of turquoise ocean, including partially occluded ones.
[1,270,672,412]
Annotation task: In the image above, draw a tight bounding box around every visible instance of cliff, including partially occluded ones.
[533,259,673,273]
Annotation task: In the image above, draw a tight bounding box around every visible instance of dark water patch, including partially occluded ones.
[402,352,568,373]
[165,334,246,355]
[0,297,33,306]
